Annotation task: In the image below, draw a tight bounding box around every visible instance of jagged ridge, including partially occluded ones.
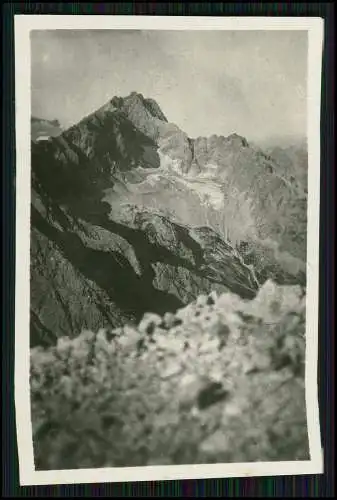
[31,164,259,346]
[30,91,307,345]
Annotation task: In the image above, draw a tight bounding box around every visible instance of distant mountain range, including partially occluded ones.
[31,116,63,142]
[30,92,308,347]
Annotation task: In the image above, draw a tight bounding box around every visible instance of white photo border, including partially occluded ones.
[14,15,324,486]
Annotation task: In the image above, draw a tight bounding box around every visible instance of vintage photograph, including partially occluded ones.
[15,16,323,484]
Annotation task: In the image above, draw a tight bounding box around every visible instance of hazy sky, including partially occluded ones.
[31,29,307,142]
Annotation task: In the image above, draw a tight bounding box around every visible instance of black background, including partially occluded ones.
[2,2,335,497]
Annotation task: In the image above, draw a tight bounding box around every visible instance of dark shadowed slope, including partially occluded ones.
[30,91,307,346]
[30,120,259,346]
[93,93,308,266]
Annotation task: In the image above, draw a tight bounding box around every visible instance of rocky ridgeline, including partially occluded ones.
[30,280,309,470]
[30,92,307,346]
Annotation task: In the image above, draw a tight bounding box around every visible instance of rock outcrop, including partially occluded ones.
[30,280,309,470]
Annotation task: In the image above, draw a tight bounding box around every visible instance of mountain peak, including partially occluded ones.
[127,91,144,100]
[109,92,168,124]
[226,133,249,148]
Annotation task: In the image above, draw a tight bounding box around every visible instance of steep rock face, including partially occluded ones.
[30,225,131,348]
[266,143,308,194]
[62,108,161,173]
[34,93,306,263]
[100,92,193,171]
[237,238,307,288]
[109,92,168,140]
[30,280,309,469]
[189,133,249,176]
[30,91,307,346]
[95,93,307,265]
[188,133,307,263]
[110,204,259,299]
[30,156,259,346]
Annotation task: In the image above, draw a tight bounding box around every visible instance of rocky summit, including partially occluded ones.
[29,91,309,468]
